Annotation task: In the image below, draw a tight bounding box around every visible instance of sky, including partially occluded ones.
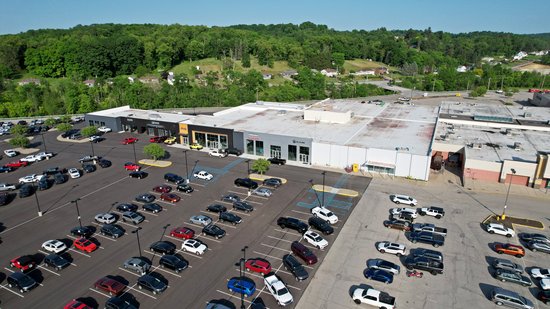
[1,0,549,35]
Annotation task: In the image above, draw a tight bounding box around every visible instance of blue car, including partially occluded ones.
[227,276,256,297]
[364,268,394,284]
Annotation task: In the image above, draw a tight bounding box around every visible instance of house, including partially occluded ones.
[138,76,160,84]
[456,66,468,73]
[262,73,272,80]
[530,50,549,56]
[83,79,96,87]
[280,70,298,78]
[321,69,338,77]
[513,51,528,61]
[351,70,375,76]
[374,67,388,75]
[18,78,41,86]
[167,72,175,86]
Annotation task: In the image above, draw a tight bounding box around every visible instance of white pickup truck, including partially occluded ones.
[0,183,16,191]
[264,273,293,306]
[412,223,447,237]
[352,288,396,309]
[208,149,227,158]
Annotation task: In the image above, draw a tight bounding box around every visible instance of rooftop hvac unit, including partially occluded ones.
[524,112,532,118]
[514,142,522,151]
[474,143,483,149]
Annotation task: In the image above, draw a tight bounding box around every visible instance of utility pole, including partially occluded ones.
[432,79,436,92]
[487,77,491,91]
[541,74,547,90]
[500,76,504,91]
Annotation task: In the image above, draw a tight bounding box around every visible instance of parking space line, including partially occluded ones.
[252,251,282,261]
[267,235,293,243]
[89,287,111,298]
[187,182,206,187]
[68,248,91,258]
[188,222,206,229]
[126,284,158,299]
[4,267,14,273]
[214,221,238,229]
[177,250,204,259]
[216,290,254,304]
[196,234,222,243]
[248,194,269,200]
[94,233,118,242]
[291,209,311,216]
[0,284,24,298]
[149,265,183,278]
[261,243,289,252]
[156,200,179,206]
[165,235,185,242]
[118,267,141,277]
[229,210,251,217]
[273,229,303,237]
[37,265,61,276]
[37,250,77,266]
[227,190,250,196]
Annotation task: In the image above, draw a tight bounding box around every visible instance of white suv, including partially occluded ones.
[311,206,338,224]
[391,194,417,206]
[390,207,418,219]
[376,241,406,256]
[486,223,515,238]
[193,170,213,180]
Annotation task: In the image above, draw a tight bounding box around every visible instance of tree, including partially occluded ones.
[9,136,30,148]
[470,85,487,97]
[332,52,345,72]
[252,158,270,175]
[60,115,72,123]
[56,122,72,132]
[81,126,98,137]
[143,143,166,160]
[241,52,251,68]
[45,118,58,126]
[11,124,28,136]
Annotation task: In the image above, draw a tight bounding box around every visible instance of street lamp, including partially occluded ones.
[89,140,95,157]
[502,168,516,219]
[321,171,326,208]
[132,142,137,164]
[160,224,171,241]
[183,150,190,183]
[308,179,323,208]
[33,187,42,217]
[71,198,82,228]
[40,133,47,153]
[132,227,143,257]
[240,246,248,309]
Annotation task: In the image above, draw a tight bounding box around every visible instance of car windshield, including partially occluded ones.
[541,269,550,275]
[191,242,200,248]
[277,287,289,295]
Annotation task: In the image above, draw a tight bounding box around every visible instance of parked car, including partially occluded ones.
[159,254,188,273]
[7,272,37,293]
[70,225,94,238]
[68,168,81,179]
[116,203,138,212]
[95,213,117,224]
[282,254,309,281]
[78,155,99,163]
[490,287,534,309]
[122,211,145,225]
[486,223,515,238]
[82,164,96,173]
[233,201,254,213]
[391,194,417,206]
[418,206,445,218]
[164,136,177,145]
[308,216,334,235]
[129,171,148,179]
[303,230,328,249]
[43,167,64,176]
[383,219,412,231]
[234,178,258,189]
[194,170,214,180]
[74,238,98,253]
[364,268,394,284]
[142,203,163,213]
[190,215,212,226]
[408,231,445,248]
[98,126,112,133]
[135,193,155,203]
[153,185,172,193]
[94,276,126,296]
[160,193,181,203]
[202,224,226,239]
[19,174,45,183]
[404,256,444,275]
[264,273,293,306]
[412,248,443,263]
[245,258,272,275]
[227,276,256,297]
[123,257,151,275]
[253,188,272,197]
[100,224,125,239]
[41,239,67,253]
[150,241,176,255]
[225,147,242,156]
[98,159,112,168]
[494,269,532,287]
[219,212,242,225]
[176,184,194,193]
[277,217,308,234]
[221,193,240,203]
[124,162,141,171]
[519,233,549,244]
[0,166,14,173]
[122,137,138,145]
[190,143,203,150]
[390,207,418,219]
[291,241,317,265]
[530,267,550,279]
[18,184,34,198]
[137,274,167,295]
[376,241,406,256]
[268,157,286,165]
[367,258,400,275]
[207,204,227,213]
[10,255,36,272]
[164,173,185,184]
[208,149,228,158]
[181,239,207,255]
[351,288,396,308]
[5,160,28,168]
[89,135,104,143]
[539,290,550,305]
[527,241,550,253]
[169,226,195,239]
[149,136,167,143]
[43,253,70,271]
[54,173,67,184]
[4,149,19,157]
[263,178,282,188]
[495,243,525,258]
[412,223,447,237]
[311,206,338,224]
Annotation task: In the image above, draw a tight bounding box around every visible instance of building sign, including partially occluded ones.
[247,134,261,141]
[126,118,133,122]
[179,123,189,135]
[292,139,306,144]
[151,121,159,125]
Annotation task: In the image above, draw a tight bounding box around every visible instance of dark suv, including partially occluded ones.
[277,217,308,234]
[234,178,258,189]
[54,173,67,184]
[225,147,242,156]
[164,173,185,185]
[219,212,242,225]
[116,203,139,212]
[308,216,334,235]
[202,224,226,239]
[233,201,254,213]
[7,272,38,293]
[19,184,34,198]
[268,157,286,165]
[282,254,309,281]
[291,241,317,265]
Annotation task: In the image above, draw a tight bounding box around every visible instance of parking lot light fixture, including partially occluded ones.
[502,168,516,219]
[71,198,82,228]
[160,224,171,241]
[40,133,47,153]
[321,171,326,207]
[90,140,95,157]
[183,150,190,183]
[33,188,42,217]
[132,227,143,257]
[309,179,323,208]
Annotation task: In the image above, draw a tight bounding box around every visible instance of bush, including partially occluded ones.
[81,126,98,137]
[11,124,28,136]
[143,143,165,160]
[60,115,72,123]
[470,86,487,97]
[9,136,30,148]
[45,118,58,126]
[252,159,270,175]
[56,122,72,132]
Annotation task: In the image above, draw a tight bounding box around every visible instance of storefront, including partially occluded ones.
[180,123,240,150]
[120,118,179,137]
[243,132,312,164]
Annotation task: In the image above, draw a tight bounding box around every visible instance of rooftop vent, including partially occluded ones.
[486,143,500,149]
[524,112,532,118]
[514,142,522,151]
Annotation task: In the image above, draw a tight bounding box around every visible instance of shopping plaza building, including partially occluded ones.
[85,97,550,188]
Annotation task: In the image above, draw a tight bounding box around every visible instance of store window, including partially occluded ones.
[207,134,219,149]
[299,146,309,163]
[100,122,105,126]
[246,140,254,154]
[147,127,155,136]
[288,145,297,161]
[270,145,281,158]
[220,135,228,149]
[255,141,264,156]
[194,132,206,146]
[89,120,94,126]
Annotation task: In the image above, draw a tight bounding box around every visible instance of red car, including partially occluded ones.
[122,137,138,145]
[94,276,126,296]
[160,193,181,203]
[74,238,98,253]
[170,226,195,239]
[64,300,92,309]
[5,160,28,168]
[149,136,167,143]
[153,185,172,193]
[245,258,272,275]
[10,255,36,272]
[124,162,141,171]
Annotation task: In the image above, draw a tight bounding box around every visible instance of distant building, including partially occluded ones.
[280,70,298,78]
[320,69,338,77]
[351,70,375,76]
[530,50,548,56]
[374,67,388,75]
[262,73,272,80]
[513,51,528,61]
[83,79,96,87]
[138,76,160,84]
[531,93,550,107]
[18,78,41,86]
[167,72,175,86]
[128,76,136,84]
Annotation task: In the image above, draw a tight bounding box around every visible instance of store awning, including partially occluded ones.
[365,161,396,168]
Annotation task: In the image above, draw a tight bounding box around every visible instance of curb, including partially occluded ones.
[248,173,288,184]
[311,184,359,198]
[138,159,172,167]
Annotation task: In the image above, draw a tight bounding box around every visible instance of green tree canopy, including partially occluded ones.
[11,124,28,136]
[252,158,270,175]
[9,136,30,148]
[56,122,72,132]
[143,143,166,160]
[81,126,98,137]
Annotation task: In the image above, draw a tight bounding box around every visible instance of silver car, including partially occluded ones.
[94,213,117,224]
[491,287,533,309]
[123,257,151,275]
[494,269,532,287]
[528,241,550,253]
[190,215,212,226]
[253,188,272,197]
[492,258,523,274]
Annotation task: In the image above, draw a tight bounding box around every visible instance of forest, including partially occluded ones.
[0,22,549,117]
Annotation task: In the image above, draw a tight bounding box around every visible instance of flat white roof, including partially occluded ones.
[88,105,192,123]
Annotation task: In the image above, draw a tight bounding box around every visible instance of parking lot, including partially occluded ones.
[0,126,369,308]
[296,176,550,309]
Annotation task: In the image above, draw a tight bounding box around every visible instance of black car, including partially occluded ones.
[100,224,125,239]
[225,147,242,156]
[116,203,138,212]
[19,184,34,198]
[61,129,79,138]
[159,255,188,273]
[251,298,267,309]
[137,273,167,295]
[282,254,309,281]
[263,178,282,188]
[308,216,334,235]
[142,203,163,213]
[219,212,242,225]
[233,201,254,213]
[176,184,194,193]
[37,177,50,191]
[7,272,37,293]
[164,173,185,185]
[234,178,258,189]
[70,225,94,237]
[43,167,65,176]
[129,171,148,179]
[404,256,444,275]
[202,224,226,239]
[0,192,10,206]
[207,204,227,213]
[221,193,240,203]
[277,217,309,234]
[82,164,96,173]
[135,193,156,203]
[0,166,14,173]
[105,296,138,309]
[268,157,287,165]
[54,173,67,184]
[98,159,112,168]
[150,241,176,255]
[408,231,445,248]
[43,254,70,270]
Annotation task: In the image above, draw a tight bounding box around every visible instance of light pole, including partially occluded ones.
[90,140,95,157]
[309,179,322,208]
[245,160,251,175]
[33,187,42,217]
[321,171,326,208]
[502,168,516,219]
[71,198,82,228]
[240,246,248,309]
[160,224,171,241]
[132,142,137,164]
[40,133,47,153]
[183,150,189,183]
[132,227,143,257]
